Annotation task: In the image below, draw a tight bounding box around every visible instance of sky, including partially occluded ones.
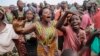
[0,0,84,6]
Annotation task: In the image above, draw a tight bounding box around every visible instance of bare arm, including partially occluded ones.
[21,24,36,34]
[79,30,100,55]
[13,22,36,34]
[56,11,74,33]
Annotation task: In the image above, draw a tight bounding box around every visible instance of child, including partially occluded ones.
[61,49,78,56]
[56,11,87,56]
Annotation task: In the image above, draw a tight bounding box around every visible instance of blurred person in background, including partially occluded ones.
[5,5,16,24]
[24,9,38,56]
[12,0,24,18]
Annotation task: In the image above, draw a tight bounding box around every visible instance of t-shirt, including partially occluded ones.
[0,24,18,54]
[93,11,100,30]
[80,13,92,30]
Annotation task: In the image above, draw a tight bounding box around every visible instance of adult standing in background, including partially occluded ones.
[12,0,24,18]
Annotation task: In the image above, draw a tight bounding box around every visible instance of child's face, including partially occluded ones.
[26,10,34,21]
[70,15,81,30]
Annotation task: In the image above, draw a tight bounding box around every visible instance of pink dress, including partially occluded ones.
[63,26,90,56]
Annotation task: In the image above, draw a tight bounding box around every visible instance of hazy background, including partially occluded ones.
[0,0,84,6]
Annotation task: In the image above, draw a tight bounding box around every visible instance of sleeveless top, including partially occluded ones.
[34,21,58,56]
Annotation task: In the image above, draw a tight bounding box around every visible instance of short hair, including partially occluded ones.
[61,49,78,56]
[17,0,20,4]
[17,0,23,5]
[39,7,50,17]
[24,9,35,19]
[69,14,82,23]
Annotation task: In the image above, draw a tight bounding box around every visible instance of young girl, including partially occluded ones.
[56,11,87,56]
[24,9,38,56]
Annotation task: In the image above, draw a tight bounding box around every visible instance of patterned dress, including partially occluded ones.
[12,18,27,56]
[34,21,58,56]
[0,47,19,56]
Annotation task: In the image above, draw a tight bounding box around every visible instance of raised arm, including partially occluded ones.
[56,11,74,33]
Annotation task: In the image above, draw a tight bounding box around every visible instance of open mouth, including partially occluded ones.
[47,16,51,18]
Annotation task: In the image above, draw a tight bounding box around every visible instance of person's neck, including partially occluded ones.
[73,28,80,34]
[41,19,50,27]
[18,8,23,12]
[26,20,32,22]
[63,7,67,11]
